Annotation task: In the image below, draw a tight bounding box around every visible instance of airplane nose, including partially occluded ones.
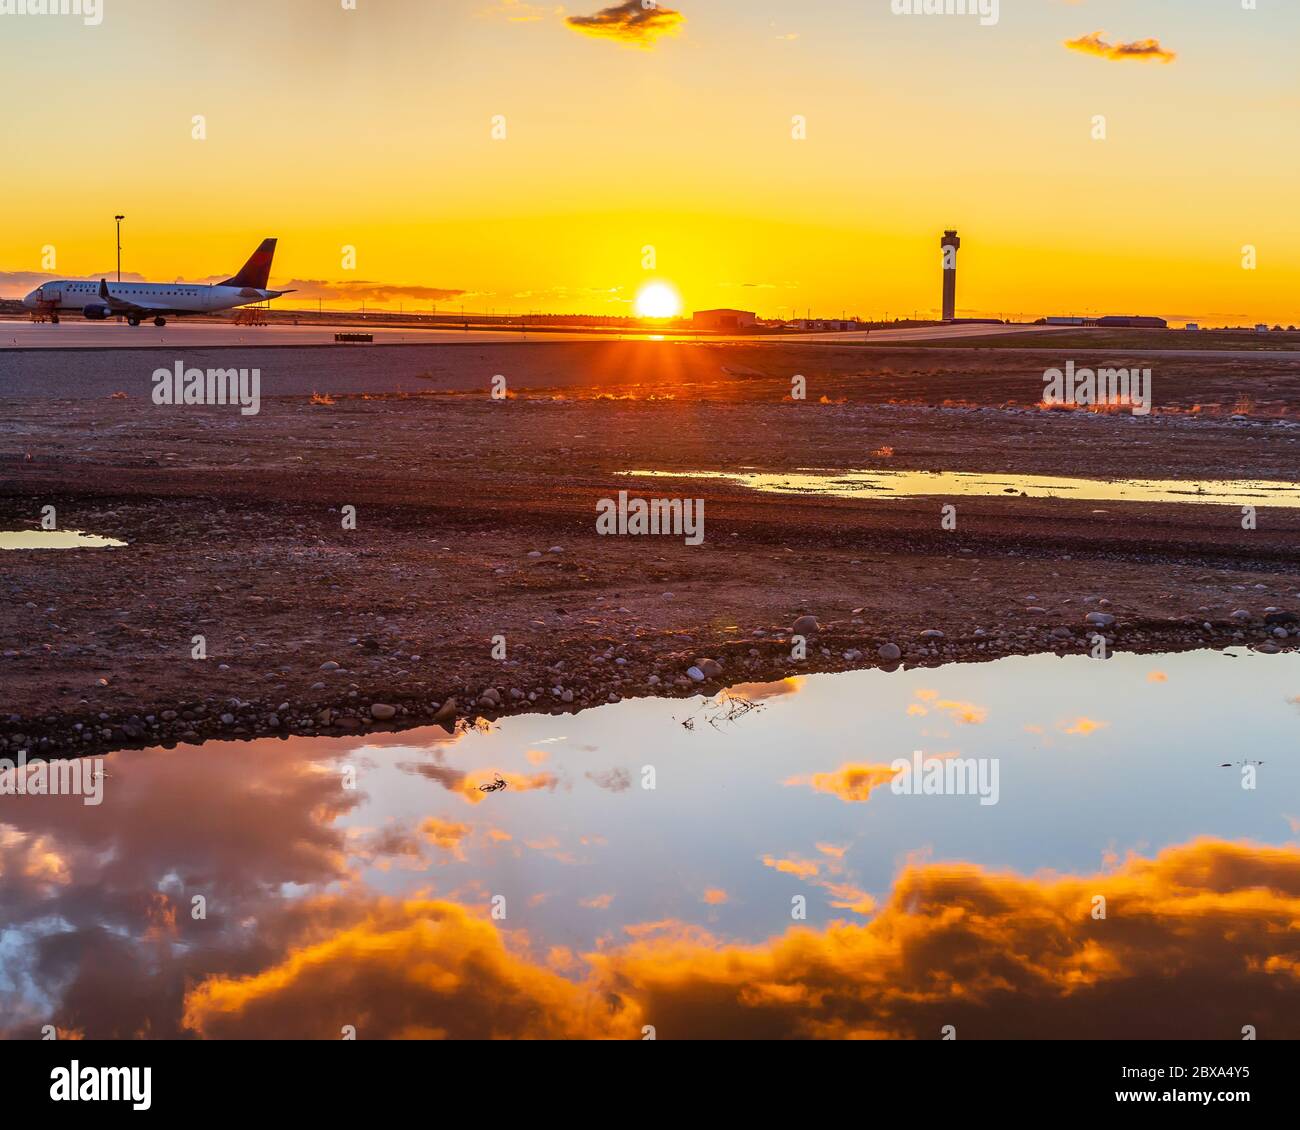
[22,289,38,309]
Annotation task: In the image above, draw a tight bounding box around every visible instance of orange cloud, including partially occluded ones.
[182,898,632,1039]
[421,817,470,860]
[909,690,988,724]
[180,839,1300,1040]
[1061,717,1108,736]
[580,893,615,909]
[785,762,898,804]
[702,888,728,905]
[761,855,820,879]
[590,838,1300,1039]
[727,677,804,700]
[566,1,684,48]
[1065,31,1176,64]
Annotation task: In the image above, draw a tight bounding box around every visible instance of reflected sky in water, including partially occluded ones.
[1,649,1297,1039]
[0,530,126,550]
[626,468,1300,507]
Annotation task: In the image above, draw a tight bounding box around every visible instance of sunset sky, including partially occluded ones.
[2,0,1299,323]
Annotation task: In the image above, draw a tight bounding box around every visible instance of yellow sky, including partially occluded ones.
[2,0,1298,324]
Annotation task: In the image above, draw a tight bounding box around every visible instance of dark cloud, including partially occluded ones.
[566,1,684,47]
[1065,31,1176,64]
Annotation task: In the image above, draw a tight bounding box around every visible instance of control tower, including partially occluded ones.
[940,229,960,322]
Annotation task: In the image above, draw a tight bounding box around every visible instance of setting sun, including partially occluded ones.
[634,282,682,319]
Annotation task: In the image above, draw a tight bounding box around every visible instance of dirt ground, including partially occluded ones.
[1,340,1297,757]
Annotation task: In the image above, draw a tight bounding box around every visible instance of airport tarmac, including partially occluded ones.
[0,318,1058,352]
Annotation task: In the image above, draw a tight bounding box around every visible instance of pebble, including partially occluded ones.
[1085,612,1115,627]
[369,703,397,720]
[686,666,706,682]
[792,615,819,635]
[877,643,902,661]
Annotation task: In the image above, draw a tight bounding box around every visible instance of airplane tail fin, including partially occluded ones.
[220,238,277,289]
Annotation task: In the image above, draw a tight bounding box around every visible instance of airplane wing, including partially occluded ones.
[97,278,172,313]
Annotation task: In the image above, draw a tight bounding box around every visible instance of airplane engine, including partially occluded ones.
[82,304,111,320]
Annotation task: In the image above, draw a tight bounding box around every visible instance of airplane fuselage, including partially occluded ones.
[24,280,283,317]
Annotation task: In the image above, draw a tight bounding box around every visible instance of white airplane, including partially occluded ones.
[22,238,293,327]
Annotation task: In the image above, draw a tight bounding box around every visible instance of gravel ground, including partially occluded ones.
[0,339,1296,758]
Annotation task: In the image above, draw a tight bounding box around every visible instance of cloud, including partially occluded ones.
[761,854,820,879]
[702,888,728,905]
[586,767,632,792]
[1065,31,1176,64]
[1060,716,1108,736]
[566,1,684,48]
[182,898,628,1040]
[283,279,467,305]
[726,677,804,700]
[784,762,898,804]
[400,757,557,805]
[908,689,988,724]
[421,817,470,860]
[180,839,1300,1040]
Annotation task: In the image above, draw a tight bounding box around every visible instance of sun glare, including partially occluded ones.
[635,282,682,319]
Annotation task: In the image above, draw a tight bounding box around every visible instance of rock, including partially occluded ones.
[319,661,340,671]
[1229,610,1251,622]
[877,643,902,661]
[1084,612,1115,627]
[369,703,397,720]
[695,658,723,678]
[433,698,458,725]
[920,629,945,639]
[792,615,819,635]
[686,666,706,682]
[1264,611,1297,626]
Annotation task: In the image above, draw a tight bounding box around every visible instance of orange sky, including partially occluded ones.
[2,0,1299,324]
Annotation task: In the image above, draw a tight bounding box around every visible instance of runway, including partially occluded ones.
[0,318,1060,352]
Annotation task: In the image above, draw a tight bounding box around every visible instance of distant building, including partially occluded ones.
[1185,323,1199,331]
[1045,317,1088,326]
[790,318,863,332]
[692,308,757,331]
[1095,315,1168,329]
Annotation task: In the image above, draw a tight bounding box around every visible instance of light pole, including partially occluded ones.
[114,215,124,282]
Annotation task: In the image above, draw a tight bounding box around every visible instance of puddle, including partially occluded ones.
[1,648,1297,1039]
[626,468,1300,507]
[0,530,126,550]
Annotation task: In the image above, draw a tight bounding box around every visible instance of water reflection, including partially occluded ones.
[0,530,126,550]
[626,468,1300,507]
[1,650,1297,1039]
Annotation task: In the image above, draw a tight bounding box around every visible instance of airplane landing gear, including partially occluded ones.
[50,314,59,324]
[127,315,141,327]
[154,317,166,328]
